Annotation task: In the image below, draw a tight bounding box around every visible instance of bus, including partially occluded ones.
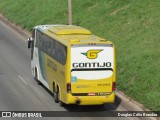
[28,25,116,106]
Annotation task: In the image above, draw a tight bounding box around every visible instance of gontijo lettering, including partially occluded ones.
[72,62,111,68]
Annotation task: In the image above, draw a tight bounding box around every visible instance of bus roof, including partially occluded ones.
[48,25,92,35]
[35,25,112,45]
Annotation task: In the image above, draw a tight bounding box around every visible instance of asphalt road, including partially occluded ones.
[0,18,143,120]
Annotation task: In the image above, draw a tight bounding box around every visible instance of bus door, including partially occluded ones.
[70,44,114,95]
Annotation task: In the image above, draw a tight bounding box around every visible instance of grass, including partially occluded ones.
[0,0,160,111]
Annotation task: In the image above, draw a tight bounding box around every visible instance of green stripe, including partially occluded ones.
[38,50,48,82]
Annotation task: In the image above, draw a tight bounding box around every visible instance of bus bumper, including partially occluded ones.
[66,92,115,105]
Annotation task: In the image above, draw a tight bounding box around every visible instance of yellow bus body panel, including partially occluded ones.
[34,25,116,105]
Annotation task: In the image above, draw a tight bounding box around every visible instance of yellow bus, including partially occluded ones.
[28,25,116,106]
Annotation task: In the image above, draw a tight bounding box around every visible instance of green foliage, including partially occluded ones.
[0,0,160,111]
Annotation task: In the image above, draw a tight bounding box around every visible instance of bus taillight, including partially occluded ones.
[112,82,116,91]
[67,83,71,93]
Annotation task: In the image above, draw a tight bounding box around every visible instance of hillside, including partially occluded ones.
[0,0,159,111]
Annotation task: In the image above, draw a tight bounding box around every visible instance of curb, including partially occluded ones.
[116,90,159,120]
[0,13,30,39]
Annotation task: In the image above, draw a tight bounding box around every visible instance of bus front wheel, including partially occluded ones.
[34,67,41,85]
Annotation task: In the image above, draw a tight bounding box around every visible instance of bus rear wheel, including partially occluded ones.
[54,91,59,103]
[57,90,65,107]
[54,88,65,106]
[59,100,65,107]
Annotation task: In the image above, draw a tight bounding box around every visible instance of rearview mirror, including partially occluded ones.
[27,37,33,49]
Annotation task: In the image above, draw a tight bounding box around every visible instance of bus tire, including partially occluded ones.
[59,101,65,107]
[57,88,65,106]
[54,91,59,103]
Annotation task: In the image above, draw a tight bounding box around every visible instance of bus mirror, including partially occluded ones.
[27,37,33,49]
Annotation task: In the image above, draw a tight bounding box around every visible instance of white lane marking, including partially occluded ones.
[18,75,28,85]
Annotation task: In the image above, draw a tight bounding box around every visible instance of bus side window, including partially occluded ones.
[35,30,39,47]
[51,39,56,58]
[55,41,67,65]
[61,46,67,64]
[55,41,60,62]
[47,40,51,55]
[36,31,41,48]
[39,33,44,51]
[46,36,52,55]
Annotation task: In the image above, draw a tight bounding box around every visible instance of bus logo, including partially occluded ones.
[81,49,103,59]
